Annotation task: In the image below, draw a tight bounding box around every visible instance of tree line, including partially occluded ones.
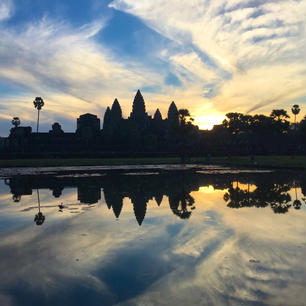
[201,106,305,155]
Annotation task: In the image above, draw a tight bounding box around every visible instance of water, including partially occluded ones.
[0,166,305,306]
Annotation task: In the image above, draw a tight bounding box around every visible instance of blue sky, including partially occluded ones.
[0,0,305,135]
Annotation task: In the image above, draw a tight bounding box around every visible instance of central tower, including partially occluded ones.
[129,90,147,123]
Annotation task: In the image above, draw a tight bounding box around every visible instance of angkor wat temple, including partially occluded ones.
[4,90,200,156]
[3,89,304,157]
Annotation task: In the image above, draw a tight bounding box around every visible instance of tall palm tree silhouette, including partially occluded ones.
[291,104,300,126]
[33,97,44,133]
[11,117,20,128]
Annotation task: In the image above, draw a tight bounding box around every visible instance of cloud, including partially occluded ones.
[0,0,305,133]
[169,52,218,83]
[0,14,168,131]
[110,0,306,117]
[0,177,305,305]
[0,0,13,21]
[0,17,133,96]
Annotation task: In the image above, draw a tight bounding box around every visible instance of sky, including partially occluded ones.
[0,0,305,135]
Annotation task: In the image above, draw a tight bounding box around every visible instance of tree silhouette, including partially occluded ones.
[270,109,290,121]
[291,104,300,126]
[270,109,290,135]
[12,117,20,128]
[298,115,306,145]
[223,183,252,209]
[178,109,192,125]
[177,108,194,162]
[33,97,44,133]
[169,191,195,219]
[224,181,293,214]
[222,112,243,134]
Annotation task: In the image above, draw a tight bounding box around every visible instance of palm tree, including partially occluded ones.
[33,97,44,133]
[291,104,300,126]
[11,117,20,128]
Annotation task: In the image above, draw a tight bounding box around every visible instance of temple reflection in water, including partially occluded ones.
[5,170,306,225]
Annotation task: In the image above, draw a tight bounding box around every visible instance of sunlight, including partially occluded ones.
[199,186,215,193]
[237,183,257,192]
[198,186,226,194]
[194,113,226,130]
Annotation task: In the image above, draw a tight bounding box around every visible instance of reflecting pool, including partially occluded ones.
[0,166,305,306]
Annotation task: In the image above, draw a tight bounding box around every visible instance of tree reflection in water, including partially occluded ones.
[292,181,302,209]
[5,170,306,225]
[223,179,293,214]
[34,189,45,225]
[169,191,195,219]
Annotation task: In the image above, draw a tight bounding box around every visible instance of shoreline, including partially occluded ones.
[0,155,305,170]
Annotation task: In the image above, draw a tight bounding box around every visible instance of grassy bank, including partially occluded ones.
[0,157,181,168]
[0,156,305,169]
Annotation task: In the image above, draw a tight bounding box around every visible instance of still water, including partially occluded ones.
[0,165,305,306]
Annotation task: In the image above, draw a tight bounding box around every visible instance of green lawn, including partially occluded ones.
[0,157,181,167]
[0,155,305,169]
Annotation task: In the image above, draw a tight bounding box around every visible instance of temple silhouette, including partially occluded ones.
[1,90,305,156]
[4,90,199,156]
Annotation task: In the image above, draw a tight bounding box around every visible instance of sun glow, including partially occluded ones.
[199,186,215,193]
[194,113,226,130]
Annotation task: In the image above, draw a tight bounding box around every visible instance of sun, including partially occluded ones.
[193,113,226,130]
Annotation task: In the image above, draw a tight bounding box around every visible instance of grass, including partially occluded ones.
[0,157,182,167]
[0,155,305,169]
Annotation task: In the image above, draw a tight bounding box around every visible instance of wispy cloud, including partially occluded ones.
[110,0,306,119]
[0,0,305,133]
[0,13,167,132]
[0,0,13,21]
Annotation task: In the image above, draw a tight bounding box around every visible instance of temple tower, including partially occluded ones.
[129,90,148,124]
[76,113,100,137]
[167,101,179,127]
[153,108,162,121]
[103,107,111,130]
[111,98,122,124]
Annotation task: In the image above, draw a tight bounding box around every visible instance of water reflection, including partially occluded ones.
[34,189,45,225]
[4,170,306,226]
[0,168,305,306]
[223,181,294,213]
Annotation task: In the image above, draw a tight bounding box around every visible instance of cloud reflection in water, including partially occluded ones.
[0,170,305,306]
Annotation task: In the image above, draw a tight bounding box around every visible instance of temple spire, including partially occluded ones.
[131,195,147,226]
[130,90,146,121]
[103,107,111,130]
[167,101,179,127]
[111,98,122,123]
[153,108,162,120]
